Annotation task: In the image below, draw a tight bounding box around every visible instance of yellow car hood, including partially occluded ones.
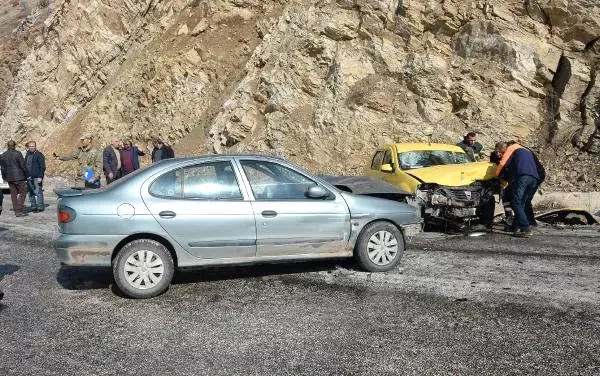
[404,162,496,186]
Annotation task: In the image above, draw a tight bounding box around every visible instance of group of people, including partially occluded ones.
[0,135,175,217]
[458,132,545,237]
[0,140,45,217]
[52,134,175,188]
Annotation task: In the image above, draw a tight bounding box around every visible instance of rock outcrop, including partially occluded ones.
[1,0,599,189]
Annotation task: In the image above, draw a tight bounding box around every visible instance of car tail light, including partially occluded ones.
[57,206,76,223]
[58,211,70,223]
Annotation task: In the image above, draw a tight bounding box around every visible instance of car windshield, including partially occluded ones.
[398,150,472,170]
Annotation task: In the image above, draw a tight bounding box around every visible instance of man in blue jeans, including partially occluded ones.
[25,141,46,212]
[496,142,545,237]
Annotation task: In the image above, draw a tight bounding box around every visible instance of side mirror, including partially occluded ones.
[381,164,394,173]
[307,185,330,199]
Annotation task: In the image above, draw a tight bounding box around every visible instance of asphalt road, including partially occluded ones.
[1,194,599,375]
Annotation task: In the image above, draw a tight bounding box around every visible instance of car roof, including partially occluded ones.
[153,153,288,166]
[390,143,466,153]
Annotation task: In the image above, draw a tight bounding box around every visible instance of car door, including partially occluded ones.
[141,160,257,259]
[237,158,350,257]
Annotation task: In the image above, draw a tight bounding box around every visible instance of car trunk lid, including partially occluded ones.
[54,188,88,198]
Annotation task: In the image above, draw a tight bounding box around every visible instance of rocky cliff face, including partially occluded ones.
[1,0,599,190]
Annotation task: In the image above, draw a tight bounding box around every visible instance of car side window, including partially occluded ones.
[371,151,384,170]
[182,161,243,200]
[149,161,242,200]
[240,160,318,200]
[382,150,393,166]
[149,169,183,198]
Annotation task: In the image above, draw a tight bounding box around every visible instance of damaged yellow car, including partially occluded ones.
[366,143,497,229]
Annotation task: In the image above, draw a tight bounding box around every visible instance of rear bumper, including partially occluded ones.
[55,234,123,266]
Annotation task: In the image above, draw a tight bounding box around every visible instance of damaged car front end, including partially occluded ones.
[365,143,499,231]
[409,181,497,230]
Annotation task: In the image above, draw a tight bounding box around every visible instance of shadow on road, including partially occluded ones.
[56,266,113,290]
[0,264,20,280]
[55,259,356,292]
[174,258,356,285]
[0,264,19,308]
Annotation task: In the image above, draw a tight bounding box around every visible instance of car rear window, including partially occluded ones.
[398,150,472,170]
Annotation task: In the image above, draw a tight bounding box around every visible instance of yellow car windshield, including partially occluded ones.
[398,151,473,170]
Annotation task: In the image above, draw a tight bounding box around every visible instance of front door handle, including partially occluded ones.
[261,210,278,218]
[159,211,177,219]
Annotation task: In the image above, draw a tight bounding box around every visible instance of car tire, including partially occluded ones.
[113,239,174,299]
[354,221,405,272]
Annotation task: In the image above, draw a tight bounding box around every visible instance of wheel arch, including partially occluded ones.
[112,233,178,268]
[353,218,406,255]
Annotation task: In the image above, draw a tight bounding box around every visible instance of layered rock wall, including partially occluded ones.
[1,0,599,188]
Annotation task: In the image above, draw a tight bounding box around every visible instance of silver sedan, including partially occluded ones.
[55,155,422,298]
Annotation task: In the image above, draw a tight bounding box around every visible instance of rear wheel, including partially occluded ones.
[113,239,174,299]
[355,221,404,272]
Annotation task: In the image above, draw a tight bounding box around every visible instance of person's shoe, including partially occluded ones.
[15,212,28,217]
[512,229,533,237]
[503,224,516,233]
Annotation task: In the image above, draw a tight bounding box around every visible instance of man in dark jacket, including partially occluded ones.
[151,138,175,163]
[0,140,30,217]
[457,132,484,161]
[496,143,545,237]
[103,136,122,184]
[25,141,46,212]
[120,139,146,176]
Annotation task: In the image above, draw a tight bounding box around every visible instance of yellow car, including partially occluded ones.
[367,143,498,229]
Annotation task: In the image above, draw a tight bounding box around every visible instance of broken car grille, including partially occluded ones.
[439,188,481,202]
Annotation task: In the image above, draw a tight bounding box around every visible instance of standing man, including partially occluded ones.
[457,132,484,161]
[103,136,122,184]
[120,139,146,176]
[151,138,175,163]
[0,140,30,217]
[53,133,102,189]
[490,142,514,225]
[496,142,545,237]
[25,141,46,212]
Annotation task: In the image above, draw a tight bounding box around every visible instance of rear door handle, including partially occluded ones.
[261,210,278,218]
[159,211,177,219]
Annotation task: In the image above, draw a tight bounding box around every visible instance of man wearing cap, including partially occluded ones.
[53,133,102,189]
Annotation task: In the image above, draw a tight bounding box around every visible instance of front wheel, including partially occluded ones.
[113,239,175,299]
[354,221,405,272]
